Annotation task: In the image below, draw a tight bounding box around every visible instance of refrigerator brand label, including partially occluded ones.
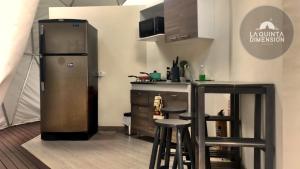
[67,63,74,68]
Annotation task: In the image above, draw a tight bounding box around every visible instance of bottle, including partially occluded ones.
[166,67,171,80]
[199,65,206,81]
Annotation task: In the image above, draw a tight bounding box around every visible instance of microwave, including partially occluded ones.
[139,17,164,38]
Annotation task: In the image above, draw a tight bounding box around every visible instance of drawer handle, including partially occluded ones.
[171,94,177,97]
[179,34,189,39]
[168,36,178,41]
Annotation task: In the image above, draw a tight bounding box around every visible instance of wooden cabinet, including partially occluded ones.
[131,90,188,137]
[164,0,214,42]
[131,90,154,136]
[130,90,149,106]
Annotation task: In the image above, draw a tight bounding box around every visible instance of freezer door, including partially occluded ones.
[41,56,88,132]
[40,21,88,54]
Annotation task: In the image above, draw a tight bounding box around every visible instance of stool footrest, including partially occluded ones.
[205,115,232,121]
[205,137,265,149]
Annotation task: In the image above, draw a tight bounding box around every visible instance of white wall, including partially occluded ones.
[282,0,300,168]
[145,0,231,135]
[146,0,231,82]
[231,0,284,168]
[48,1,230,133]
[48,3,300,168]
[49,6,146,126]
[49,1,231,128]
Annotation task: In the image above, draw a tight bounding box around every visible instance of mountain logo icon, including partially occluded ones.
[256,20,279,30]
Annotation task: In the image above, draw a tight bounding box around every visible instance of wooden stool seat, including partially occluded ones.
[161,106,187,114]
[179,112,193,120]
[154,119,191,128]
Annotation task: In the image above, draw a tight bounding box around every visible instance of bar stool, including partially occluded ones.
[161,106,187,119]
[179,112,193,120]
[149,119,194,169]
[178,113,212,169]
[158,106,187,167]
[177,112,194,169]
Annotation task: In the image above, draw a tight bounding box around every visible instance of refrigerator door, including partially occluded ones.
[41,55,88,132]
[40,20,88,54]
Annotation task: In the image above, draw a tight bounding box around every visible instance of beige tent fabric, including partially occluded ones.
[282,0,300,168]
[0,75,14,128]
[0,0,39,127]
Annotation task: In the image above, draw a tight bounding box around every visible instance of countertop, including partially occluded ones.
[130,81,191,85]
[192,81,274,87]
[131,81,274,87]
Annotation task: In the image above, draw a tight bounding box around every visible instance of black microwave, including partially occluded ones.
[139,17,164,38]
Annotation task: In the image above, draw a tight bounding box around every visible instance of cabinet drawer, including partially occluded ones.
[132,116,155,134]
[132,118,149,130]
[132,106,153,119]
[131,105,155,135]
[131,90,149,106]
[163,92,188,108]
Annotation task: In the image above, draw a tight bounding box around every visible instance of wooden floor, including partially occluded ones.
[0,122,49,169]
[23,131,154,169]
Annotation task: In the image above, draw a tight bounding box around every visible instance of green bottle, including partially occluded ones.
[199,65,206,81]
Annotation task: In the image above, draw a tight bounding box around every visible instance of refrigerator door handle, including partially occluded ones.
[97,71,106,77]
[41,81,45,92]
[40,55,46,83]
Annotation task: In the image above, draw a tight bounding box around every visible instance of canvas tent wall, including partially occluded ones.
[0,0,39,129]
[0,0,128,129]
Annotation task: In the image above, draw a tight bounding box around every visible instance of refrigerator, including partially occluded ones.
[39,19,98,140]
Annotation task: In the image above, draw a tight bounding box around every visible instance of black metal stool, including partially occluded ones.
[179,112,193,120]
[161,106,187,119]
[177,112,194,169]
[157,106,187,167]
[178,113,212,169]
[149,119,194,169]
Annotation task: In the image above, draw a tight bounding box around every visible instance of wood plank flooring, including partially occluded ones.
[0,122,49,169]
[22,131,154,169]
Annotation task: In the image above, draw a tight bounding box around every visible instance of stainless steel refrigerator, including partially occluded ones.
[39,19,98,140]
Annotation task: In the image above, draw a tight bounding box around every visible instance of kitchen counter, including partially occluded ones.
[192,81,274,86]
[192,81,274,93]
[131,81,191,92]
[130,81,191,85]
[131,80,274,87]
[131,81,192,112]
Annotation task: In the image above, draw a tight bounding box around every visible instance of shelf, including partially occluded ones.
[140,2,164,20]
[210,161,239,169]
[138,34,165,42]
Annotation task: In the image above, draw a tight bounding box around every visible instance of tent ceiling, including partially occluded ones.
[58,0,127,6]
